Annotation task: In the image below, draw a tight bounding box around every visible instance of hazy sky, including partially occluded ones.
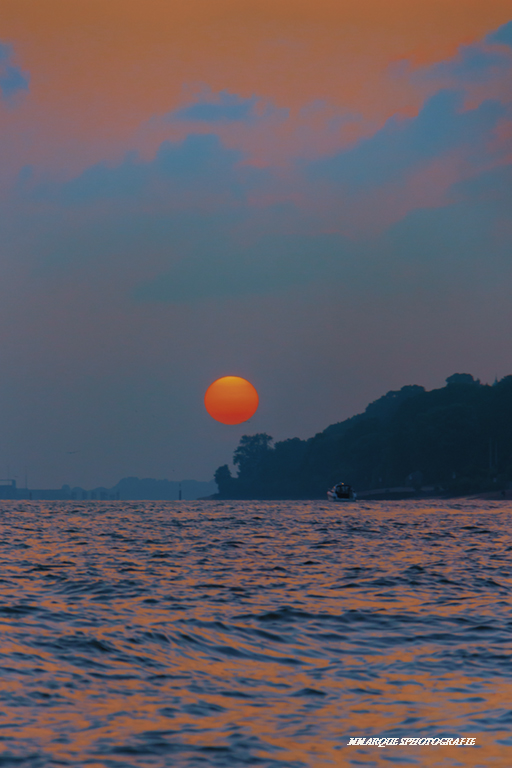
[0,1,511,488]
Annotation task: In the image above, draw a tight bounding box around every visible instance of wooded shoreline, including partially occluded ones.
[214,373,512,500]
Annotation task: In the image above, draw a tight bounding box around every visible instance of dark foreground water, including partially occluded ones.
[0,500,511,767]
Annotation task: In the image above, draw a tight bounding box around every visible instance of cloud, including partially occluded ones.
[15,19,512,308]
[0,42,29,101]
[453,160,512,208]
[133,229,355,303]
[301,87,511,242]
[424,41,512,86]
[29,134,254,208]
[381,163,512,271]
[309,90,507,191]
[398,20,512,118]
[170,89,261,123]
[486,20,512,48]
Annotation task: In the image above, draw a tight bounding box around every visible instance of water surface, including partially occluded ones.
[0,500,510,766]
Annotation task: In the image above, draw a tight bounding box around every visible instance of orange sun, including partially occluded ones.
[204,376,259,425]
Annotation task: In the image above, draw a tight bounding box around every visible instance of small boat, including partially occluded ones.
[327,482,357,502]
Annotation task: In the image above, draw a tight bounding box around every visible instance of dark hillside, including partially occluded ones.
[214,374,512,498]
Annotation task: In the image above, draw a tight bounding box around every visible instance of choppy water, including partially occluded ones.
[0,500,511,767]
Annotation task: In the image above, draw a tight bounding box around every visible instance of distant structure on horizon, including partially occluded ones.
[0,479,17,500]
[0,477,216,501]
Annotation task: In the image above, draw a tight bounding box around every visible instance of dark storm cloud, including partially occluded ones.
[0,42,29,100]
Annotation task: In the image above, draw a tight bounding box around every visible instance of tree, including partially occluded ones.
[214,465,235,497]
[233,433,273,481]
[446,373,480,386]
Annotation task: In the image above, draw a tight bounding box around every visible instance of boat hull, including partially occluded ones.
[327,490,357,502]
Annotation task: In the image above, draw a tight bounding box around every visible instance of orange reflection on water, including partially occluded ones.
[0,499,510,766]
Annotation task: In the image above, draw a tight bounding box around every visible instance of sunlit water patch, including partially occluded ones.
[0,500,510,766]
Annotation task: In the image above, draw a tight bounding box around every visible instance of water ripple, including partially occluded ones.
[0,499,510,766]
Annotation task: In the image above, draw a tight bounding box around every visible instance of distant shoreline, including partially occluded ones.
[208,489,512,502]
